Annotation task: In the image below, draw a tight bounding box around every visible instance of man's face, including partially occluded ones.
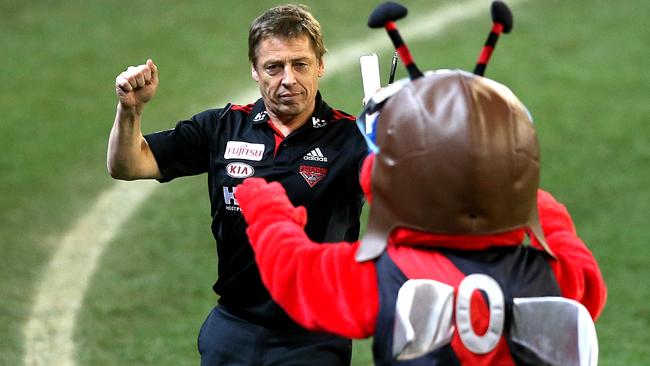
[252,35,324,120]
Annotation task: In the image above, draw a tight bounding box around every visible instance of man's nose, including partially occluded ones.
[282,65,296,85]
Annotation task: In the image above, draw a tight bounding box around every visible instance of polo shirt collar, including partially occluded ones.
[249,92,331,129]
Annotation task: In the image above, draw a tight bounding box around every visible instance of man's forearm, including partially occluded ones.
[106,103,161,180]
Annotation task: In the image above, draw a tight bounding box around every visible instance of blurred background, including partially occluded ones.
[1,0,648,364]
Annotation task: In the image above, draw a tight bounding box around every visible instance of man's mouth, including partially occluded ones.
[279,92,302,102]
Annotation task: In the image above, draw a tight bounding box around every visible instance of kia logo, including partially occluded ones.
[226,162,255,178]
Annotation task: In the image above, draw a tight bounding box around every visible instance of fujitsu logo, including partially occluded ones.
[303,147,328,162]
[224,141,265,161]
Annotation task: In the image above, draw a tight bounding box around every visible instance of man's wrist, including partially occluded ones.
[117,102,144,119]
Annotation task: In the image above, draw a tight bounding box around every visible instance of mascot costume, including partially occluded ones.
[235,2,607,365]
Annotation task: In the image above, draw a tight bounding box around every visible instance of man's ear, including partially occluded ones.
[251,65,259,82]
[318,58,325,78]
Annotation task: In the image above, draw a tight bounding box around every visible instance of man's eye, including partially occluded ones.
[266,65,281,75]
[294,63,308,71]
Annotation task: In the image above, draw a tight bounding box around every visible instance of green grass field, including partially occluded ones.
[1,0,648,365]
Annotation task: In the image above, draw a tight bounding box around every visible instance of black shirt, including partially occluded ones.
[144,92,368,327]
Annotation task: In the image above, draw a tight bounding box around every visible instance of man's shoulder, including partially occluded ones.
[324,107,362,140]
[192,102,255,124]
[312,102,365,151]
[329,107,356,123]
[192,106,227,121]
[317,95,356,124]
[229,103,255,114]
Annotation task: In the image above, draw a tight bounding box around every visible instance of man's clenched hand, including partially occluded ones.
[115,59,159,109]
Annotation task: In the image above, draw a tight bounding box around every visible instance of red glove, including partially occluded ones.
[235,177,307,228]
[235,177,379,338]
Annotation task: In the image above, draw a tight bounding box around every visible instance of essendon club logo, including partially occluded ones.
[299,165,328,187]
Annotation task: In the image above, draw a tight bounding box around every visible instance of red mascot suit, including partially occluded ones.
[235,69,607,365]
[235,4,606,365]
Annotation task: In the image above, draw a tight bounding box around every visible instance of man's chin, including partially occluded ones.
[271,103,304,117]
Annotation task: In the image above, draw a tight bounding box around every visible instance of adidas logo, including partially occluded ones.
[303,147,328,162]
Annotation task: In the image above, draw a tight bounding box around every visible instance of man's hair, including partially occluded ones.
[248,4,327,67]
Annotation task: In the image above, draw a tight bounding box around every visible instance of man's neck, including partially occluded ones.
[267,104,315,137]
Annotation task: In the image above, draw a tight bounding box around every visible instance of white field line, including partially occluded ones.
[23,0,527,365]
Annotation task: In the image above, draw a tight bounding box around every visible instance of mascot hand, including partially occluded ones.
[236,178,307,227]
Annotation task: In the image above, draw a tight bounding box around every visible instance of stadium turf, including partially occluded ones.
[1,0,648,364]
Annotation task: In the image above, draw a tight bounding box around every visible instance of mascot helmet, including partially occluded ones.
[355,1,551,261]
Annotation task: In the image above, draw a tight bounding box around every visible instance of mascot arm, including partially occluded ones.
[532,189,607,320]
[236,178,378,338]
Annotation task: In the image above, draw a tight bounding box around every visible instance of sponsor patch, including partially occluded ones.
[312,117,327,128]
[226,162,255,178]
[299,165,328,187]
[303,147,328,162]
[253,111,268,122]
[224,141,265,161]
[223,186,240,211]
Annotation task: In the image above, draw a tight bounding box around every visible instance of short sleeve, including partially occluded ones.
[144,108,222,182]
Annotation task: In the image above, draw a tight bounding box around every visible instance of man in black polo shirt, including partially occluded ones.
[107,4,367,365]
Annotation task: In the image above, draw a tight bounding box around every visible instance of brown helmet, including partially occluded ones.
[355,70,551,262]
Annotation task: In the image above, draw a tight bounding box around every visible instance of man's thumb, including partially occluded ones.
[147,59,159,81]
